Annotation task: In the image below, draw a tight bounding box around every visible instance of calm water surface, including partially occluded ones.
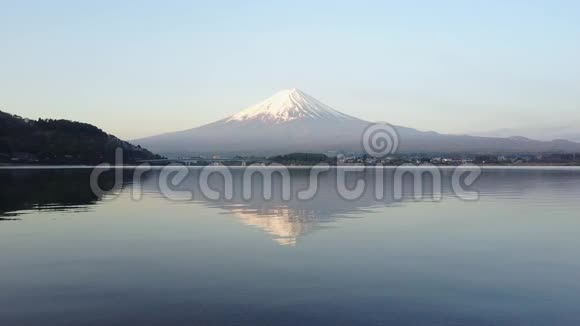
[1,167,580,325]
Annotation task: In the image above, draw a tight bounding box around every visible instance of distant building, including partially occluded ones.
[10,152,38,163]
[430,157,442,164]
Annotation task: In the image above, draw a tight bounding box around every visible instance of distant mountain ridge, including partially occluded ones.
[474,127,580,143]
[134,89,580,155]
[0,110,162,164]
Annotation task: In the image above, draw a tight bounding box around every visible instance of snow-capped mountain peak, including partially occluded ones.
[225,88,358,124]
[134,89,580,155]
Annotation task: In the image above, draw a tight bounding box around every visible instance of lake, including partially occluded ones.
[1,167,580,325]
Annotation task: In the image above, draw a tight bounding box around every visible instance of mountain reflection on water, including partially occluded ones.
[3,167,580,247]
[3,167,580,325]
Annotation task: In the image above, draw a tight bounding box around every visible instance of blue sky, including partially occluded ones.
[1,0,579,139]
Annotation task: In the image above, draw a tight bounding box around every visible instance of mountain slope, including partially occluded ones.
[134,89,580,155]
[0,110,162,164]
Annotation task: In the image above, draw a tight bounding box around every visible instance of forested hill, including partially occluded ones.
[0,110,163,164]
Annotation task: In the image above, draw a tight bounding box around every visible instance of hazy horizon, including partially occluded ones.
[1,1,579,140]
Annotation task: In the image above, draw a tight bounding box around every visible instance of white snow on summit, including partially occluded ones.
[225,88,358,124]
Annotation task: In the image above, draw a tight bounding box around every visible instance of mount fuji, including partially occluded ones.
[134,89,580,155]
[224,88,358,124]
